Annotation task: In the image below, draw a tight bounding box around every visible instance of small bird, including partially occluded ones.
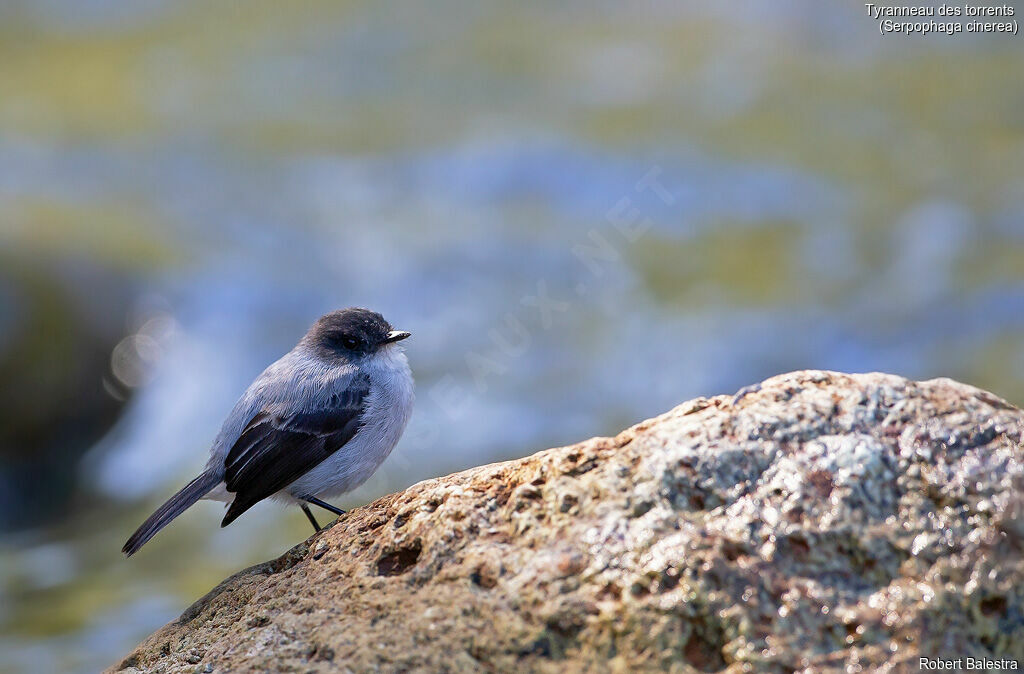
[123,308,414,556]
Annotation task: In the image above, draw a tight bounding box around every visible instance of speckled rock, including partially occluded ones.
[111,371,1024,673]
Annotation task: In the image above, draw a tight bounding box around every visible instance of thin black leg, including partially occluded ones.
[301,503,321,532]
[305,496,346,517]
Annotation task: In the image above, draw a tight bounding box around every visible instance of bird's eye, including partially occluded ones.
[341,336,360,350]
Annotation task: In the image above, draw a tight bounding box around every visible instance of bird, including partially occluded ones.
[122,307,414,556]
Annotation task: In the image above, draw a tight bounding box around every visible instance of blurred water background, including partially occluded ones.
[1,1,1023,671]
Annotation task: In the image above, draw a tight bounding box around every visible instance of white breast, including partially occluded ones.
[281,345,414,501]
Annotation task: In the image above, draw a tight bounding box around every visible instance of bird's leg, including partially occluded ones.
[300,503,321,532]
[304,496,346,517]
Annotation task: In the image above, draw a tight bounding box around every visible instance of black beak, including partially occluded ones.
[384,330,411,344]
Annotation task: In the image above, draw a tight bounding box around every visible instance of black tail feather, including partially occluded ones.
[220,494,256,528]
[122,470,220,556]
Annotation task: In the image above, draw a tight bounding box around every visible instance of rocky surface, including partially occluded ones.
[112,371,1024,673]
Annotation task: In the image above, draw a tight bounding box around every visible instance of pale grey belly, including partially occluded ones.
[284,382,412,500]
[284,430,396,499]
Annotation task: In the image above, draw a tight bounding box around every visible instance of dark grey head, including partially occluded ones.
[303,308,410,360]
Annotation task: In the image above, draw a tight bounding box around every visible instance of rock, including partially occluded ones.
[111,371,1024,673]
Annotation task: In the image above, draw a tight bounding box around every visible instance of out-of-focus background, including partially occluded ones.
[1,1,1022,671]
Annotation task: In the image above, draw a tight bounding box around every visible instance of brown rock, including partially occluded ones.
[110,371,1024,673]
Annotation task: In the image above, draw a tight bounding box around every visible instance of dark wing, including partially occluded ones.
[220,374,371,526]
